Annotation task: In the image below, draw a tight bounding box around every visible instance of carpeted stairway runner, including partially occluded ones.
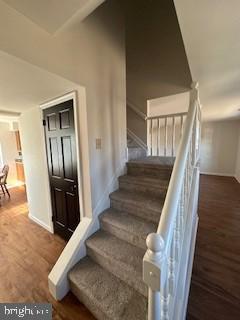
[68,157,174,320]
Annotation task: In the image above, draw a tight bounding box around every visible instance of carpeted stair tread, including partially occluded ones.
[100,208,157,249]
[86,230,147,297]
[128,156,175,167]
[119,174,169,196]
[110,190,163,223]
[68,256,147,320]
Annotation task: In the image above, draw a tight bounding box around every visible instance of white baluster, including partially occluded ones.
[161,278,170,320]
[150,119,153,156]
[168,235,176,296]
[172,117,175,157]
[180,115,184,138]
[180,182,185,239]
[191,113,197,167]
[164,117,167,156]
[157,119,160,156]
[174,207,181,263]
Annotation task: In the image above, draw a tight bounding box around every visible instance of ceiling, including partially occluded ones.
[0,50,76,113]
[2,0,104,33]
[174,0,240,121]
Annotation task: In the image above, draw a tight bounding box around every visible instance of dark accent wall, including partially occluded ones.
[125,0,192,112]
[123,0,192,143]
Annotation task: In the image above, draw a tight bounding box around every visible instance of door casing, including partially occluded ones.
[40,91,84,234]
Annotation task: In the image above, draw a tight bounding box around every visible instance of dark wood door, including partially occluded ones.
[43,100,80,240]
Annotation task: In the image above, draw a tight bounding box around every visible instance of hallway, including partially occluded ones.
[188,175,240,319]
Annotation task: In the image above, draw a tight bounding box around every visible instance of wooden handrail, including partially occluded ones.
[146,112,187,121]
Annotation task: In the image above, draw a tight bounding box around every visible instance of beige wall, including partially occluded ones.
[12,0,126,229]
[235,128,240,183]
[0,122,18,186]
[201,120,240,176]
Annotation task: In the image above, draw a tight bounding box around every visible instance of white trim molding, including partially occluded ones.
[127,128,148,150]
[48,217,99,300]
[29,214,54,233]
[127,100,147,120]
[40,91,85,222]
[200,171,235,177]
[93,164,126,217]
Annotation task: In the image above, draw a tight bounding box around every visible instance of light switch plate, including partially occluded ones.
[96,138,101,149]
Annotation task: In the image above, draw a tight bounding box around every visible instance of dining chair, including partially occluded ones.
[0,165,10,197]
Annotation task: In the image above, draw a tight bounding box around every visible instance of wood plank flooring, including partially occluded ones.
[187,175,240,319]
[0,187,95,320]
[0,176,239,320]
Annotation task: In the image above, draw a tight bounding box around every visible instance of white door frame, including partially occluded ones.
[40,91,84,230]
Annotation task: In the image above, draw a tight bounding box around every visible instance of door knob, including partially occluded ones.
[71,185,77,192]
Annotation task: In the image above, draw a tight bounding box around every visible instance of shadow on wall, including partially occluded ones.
[124,0,192,143]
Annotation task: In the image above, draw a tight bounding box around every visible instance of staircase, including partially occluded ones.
[68,157,174,320]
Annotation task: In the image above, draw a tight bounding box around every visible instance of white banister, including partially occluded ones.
[143,82,201,320]
[147,112,187,157]
[127,100,147,120]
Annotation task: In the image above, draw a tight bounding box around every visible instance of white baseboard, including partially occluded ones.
[7,182,25,189]
[93,164,126,217]
[200,171,235,177]
[235,175,240,183]
[29,214,53,233]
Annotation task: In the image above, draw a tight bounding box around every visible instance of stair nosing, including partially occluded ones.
[99,208,157,249]
[69,256,148,320]
[86,230,147,296]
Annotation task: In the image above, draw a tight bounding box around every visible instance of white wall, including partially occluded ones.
[0,122,18,186]
[235,127,240,183]
[17,0,126,230]
[200,120,240,176]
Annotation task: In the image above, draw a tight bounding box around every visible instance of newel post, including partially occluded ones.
[190,81,199,102]
[190,82,200,167]
[143,233,168,320]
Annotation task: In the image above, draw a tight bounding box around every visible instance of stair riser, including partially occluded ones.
[119,180,167,198]
[127,148,147,161]
[127,165,172,179]
[87,246,148,298]
[110,198,160,224]
[100,219,147,250]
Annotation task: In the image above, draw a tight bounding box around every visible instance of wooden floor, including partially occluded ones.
[0,176,240,320]
[0,186,95,320]
[187,175,240,320]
